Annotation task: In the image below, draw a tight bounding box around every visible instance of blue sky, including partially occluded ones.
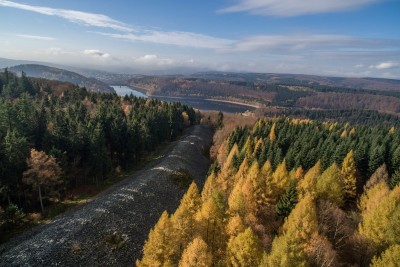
[0,0,399,78]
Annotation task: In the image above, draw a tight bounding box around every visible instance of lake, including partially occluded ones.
[111,85,148,98]
[112,85,256,113]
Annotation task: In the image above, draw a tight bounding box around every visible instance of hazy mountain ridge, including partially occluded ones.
[5,64,114,93]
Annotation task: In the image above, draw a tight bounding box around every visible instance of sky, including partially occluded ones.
[0,0,399,78]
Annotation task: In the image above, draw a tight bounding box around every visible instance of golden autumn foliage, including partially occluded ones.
[370,244,400,267]
[226,228,263,267]
[341,150,357,201]
[178,238,212,267]
[316,163,345,206]
[297,161,321,199]
[136,211,174,267]
[359,185,400,251]
[138,118,400,267]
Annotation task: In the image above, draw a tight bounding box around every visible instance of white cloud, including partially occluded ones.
[219,0,382,16]
[227,34,400,54]
[0,0,132,32]
[95,30,234,49]
[354,64,364,68]
[16,34,55,41]
[369,62,399,69]
[135,54,173,66]
[83,49,111,58]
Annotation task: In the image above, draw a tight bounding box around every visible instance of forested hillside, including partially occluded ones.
[0,70,198,233]
[128,74,400,115]
[137,118,400,266]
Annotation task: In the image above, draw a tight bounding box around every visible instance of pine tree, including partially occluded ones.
[179,237,212,267]
[341,150,357,202]
[22,149,62,213]
[276,181,298,217]
[389,170,400,189]
[226,228,263,267]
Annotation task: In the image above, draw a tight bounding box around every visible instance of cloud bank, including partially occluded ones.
[219,0,383,16]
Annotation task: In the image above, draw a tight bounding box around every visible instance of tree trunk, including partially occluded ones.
[38,185,45,214]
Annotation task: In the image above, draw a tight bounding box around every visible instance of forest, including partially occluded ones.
[137,118,400,266]
[0,70,198,233]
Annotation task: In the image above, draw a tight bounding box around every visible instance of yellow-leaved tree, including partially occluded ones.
[136,211,174,267]
[297,161,321,199]
[358,185,400,252]
[370,244,400,267]
[171,182,202,262]
[178,237,213,267]
[341,150,357,202]
[316,163,345,206]
[226,227,263,267]
[262,194,318,267]
[22,149,62,214]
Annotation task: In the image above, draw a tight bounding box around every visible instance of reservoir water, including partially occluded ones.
[112,85,256,113]
[111,85,148,98]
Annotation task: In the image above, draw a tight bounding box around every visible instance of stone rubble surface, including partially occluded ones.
[0,125,213,267]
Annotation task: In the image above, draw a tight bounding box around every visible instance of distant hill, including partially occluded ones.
[127,72,400,115]
[191,72,400,92]
[6,64,114,93]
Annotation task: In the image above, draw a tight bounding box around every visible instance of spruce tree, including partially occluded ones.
[276,181,298,218]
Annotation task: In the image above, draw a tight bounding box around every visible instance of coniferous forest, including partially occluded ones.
[137,118,400,267]
[0,70,198,231]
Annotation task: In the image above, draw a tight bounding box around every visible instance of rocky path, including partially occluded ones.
[0,125,213,267]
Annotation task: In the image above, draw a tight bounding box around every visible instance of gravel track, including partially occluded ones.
[0,125,213,267]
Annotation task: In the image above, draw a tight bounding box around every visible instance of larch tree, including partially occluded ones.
[226,227,263,267]
[358,185,400,252]
[341,150,357,202]
[195,192,227,262]
[271,159,290,200]
[370,244,400,267]
[269,122,277,142]
[282,194,319,244]
[201,172,217,202]
[171,182,202,259]
[316,163,345,207]
[22,149,62,214]
[297,161,321,199]
[217,144,239,195]
[179,237,213,267]
[137,211,174,267]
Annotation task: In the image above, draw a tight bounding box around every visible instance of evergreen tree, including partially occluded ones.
[276,181,298,217]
